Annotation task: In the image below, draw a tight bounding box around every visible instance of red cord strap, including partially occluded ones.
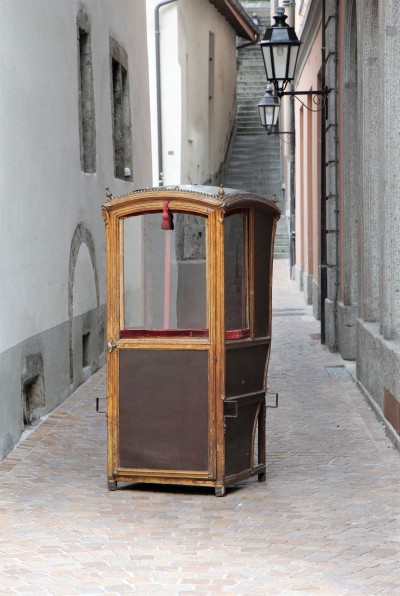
[161,200,174,230]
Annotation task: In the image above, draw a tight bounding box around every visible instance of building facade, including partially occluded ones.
[0,0,259,462]
[0,0,153,461]
[279,0,400,444]
[146,0,258,186]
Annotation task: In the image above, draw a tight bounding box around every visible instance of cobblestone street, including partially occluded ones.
[1,260,399,595]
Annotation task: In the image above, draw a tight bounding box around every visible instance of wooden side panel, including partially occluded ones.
[253,212,273,338]
[224,399,262,477]
[119,350,209,471]
[225,344,268,398]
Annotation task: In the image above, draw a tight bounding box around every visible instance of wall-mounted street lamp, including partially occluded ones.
[259,6,300,94]
[257,85,280,134]
[258,6,330,131]
[258,85,294,135]
[258,86,294,136]
[259,5,332,345]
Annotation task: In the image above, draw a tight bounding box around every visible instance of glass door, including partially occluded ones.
[116,210,213,476]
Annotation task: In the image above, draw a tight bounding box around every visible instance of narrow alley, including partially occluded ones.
[0,260,399,595]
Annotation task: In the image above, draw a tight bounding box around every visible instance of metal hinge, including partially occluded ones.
[107,339,117,353]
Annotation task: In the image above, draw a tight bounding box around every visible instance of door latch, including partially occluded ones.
[107,339,117,353]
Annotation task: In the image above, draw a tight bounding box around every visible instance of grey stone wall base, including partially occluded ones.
[293,267,319,314]
[0,305,106,462]
[71,304,106,392]
[293,265,303,291]
[347,339,400,451]
[337,302,357,360]
[325,300,357,356]
[312,278,320,320]
[303,271,314,306]
[356,319,400,414]
[324,298,337,352]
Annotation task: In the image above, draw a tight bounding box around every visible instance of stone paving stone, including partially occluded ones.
[1,260,399,595]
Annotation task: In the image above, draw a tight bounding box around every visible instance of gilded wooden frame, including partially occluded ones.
[103,186,280,495]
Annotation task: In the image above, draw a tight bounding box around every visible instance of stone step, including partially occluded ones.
[236,127,266,134]
[237,110,263,118]
[236,122,264,131]
[237,71,267,80]
[237,97,265,105]
[237,103,264,110]
[236,120,262,127]
[226,166,279,173]
[228,151,281,158]
[237,66,264,74]
[237,91,266,98]
[237,82,266,89]
[229,148,280,155]
[227,173,281,181]
[228,154,279,161]
[236,111,262,117]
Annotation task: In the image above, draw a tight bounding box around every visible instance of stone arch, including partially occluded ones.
[68,222,101,385]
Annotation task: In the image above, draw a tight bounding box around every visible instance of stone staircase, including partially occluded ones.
[224,1,289,259]
[274,216,290,259]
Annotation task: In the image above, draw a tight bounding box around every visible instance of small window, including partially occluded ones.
[110,38,132,181]
[77,10,96,173]
[122,212,207,337]
[224,212,249,338]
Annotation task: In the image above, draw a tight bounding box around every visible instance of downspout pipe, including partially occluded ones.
[320,0,339,347]
[155,0,178,186]
[333,0,339,349]
[320,0,328,342]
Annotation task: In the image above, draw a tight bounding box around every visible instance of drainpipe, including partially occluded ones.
[155,0,178,186]
[321,0,339,347]
[320,0,327,342]
[333,0,340,350]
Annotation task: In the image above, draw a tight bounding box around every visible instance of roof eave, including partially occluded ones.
[208,0,260,43]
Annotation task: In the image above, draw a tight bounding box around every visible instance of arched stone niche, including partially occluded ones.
[68,222,104,388]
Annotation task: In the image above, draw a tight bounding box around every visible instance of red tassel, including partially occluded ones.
[161,200,174,230]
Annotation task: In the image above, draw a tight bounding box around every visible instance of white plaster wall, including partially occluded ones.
[146,0,237,186]
[178,0,237,184]
[0,0,152,353]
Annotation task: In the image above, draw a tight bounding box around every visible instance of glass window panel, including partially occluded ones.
[224,212,249,331]
[123,212,207,332]
[273,45,289,80]
[261,46,273,81]
[288,45,300,81]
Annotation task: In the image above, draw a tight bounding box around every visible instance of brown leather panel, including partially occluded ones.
[225,344,268,398]
[225,400,262,476]
[254,211,273,338]
[119,350,209,471]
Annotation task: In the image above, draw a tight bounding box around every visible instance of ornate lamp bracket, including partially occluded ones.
[277,85,331,119]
